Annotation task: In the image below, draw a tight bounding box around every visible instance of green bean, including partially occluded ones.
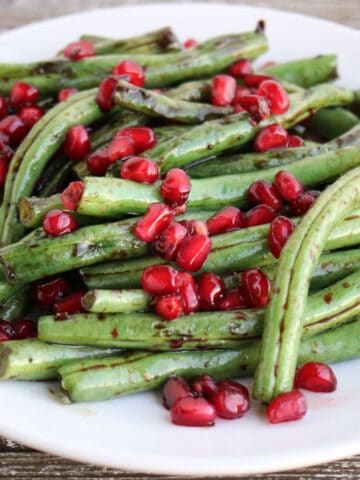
[309,107,359,140]
[82,289,151,313]
[0,339,123,380]
[0,289,29,320]
[253,167,360,402]
[59,319,360,402]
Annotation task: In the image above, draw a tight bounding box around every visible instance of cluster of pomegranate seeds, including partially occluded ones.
[58,88,79,102]
[267,390,307,424]
[42,209,78,237]
[63,125,90,161]
[112,60,145,87]
[0,319,37,342]
[163,375,250,427]
[9,81,39,110]
[211,75,236,106]
[183,38,198,49]
[62,181,84,211]
[54,291,85,314]
[35,277,70,306]
[63,41,95,61]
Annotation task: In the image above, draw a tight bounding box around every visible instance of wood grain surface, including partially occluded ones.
[0,1,359,478]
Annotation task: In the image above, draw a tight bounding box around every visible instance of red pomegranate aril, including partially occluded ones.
[58,88,79,102]
[293,367,301,389]
[244,204,277,227]
[171,203,187,217]
[0,157,9,187]
[117,126,157,153]
[178,272,199,314]
[192,374,218,397]
[197,272,225,307]
[219,288,248,310]
[274,170,304,202]
[176,234,212,272]
[0,133,13,161]
[287,135,304,148]
[121,156,159,184]
[12,320,37,339]
[35,277,70,306]
[207,206,243,235]
[10,81,39,110]
[233,104,245,113]
[298,362,337,393]
[180,219,208,236]
[268,216,295,258]
[211,74,236,107]
[43,209,78,237]
[63,125,90,161]
[112,60,145,87]
[248,180,283,211]
[257,79,289,115]
[183,38,198,49]
[54,291,85,314]
[155,294,184,321]
[18,105,44,129]
[160,168,191,205]
[211,379,250,419]
[0,96,8,120]
[0,320,15,339]
[0,330,12,342]
[237,95,271,122]
[62,181,84,211]
[108,135,135,163]
[63,40,95,61]
[135,203,174,242]
[163,376,192,409]
[244,74,273,87]
[96,76,117,111]
[289,191,318,216]
[254,124,288,152]
[87,147,110,176]
[241,268,270,307]
[171,396,216,427]
[0,115,27,145]
[153,222,188,260]
[266,390,307,424]
[227,58,253,78]
[232,86,251,105]
[141,265,180,295]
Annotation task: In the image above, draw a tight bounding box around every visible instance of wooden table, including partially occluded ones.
[0,1,359,478]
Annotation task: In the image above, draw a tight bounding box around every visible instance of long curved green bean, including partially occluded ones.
[309,107,359,140]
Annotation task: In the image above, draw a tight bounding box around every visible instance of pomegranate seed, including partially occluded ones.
[0,134,13,161]
[87,147,110,176]
[268,216,295,258]
[211,75,236,106]
[108,135,135,163]
[298,362,337,392]
[241,268,270,307]
[153,222,188,260]
[58,88,78,102]
[0,96,8,119]
[35,277,70,306]
[117,126,156,153]
[0,330,12,342]
[257,80,289,115]
[10,81,39,110]
[0,115,27,145]
[266,390,307,424]
[248,180,283,210]
[289,191,318,216]
[287,135,304,148]
[64,41,95,61]
[293,367,301,389]
[207,206,243,235]
[171,203,187,217]
[12,320,37,339]
[176,234,212,272]
[163,376,192,409]
[192,374,218,397]
[183,38,198,49]
[197,272,225,308]
[135,203,174,242]
[121,156,159,184]
[18,105,44,129]
[160,168,191,205]
[244,74,273,88]
[211,379,250,419]
[112,60,145,87]
[227,58,253,78]
[0,157,9,187]
[274,170,304,202]
[232,86,251,105]
[0,320,15,340]
[179,219,208,236]
[237,95,270,122]
[54,291,85,314]
[62,181,84,211]
[43,209,77,237]
[171,396,216,427]
[96,76,117,111]
[141,265,180,295]
[233,104,245,113]
[178,272,199,314]
[219,288,248,310]
[254,124,288,152]
[243,204,277,227]
[155,294,184,321]
[63,125,90,161]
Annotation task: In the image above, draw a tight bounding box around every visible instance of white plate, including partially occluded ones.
[0,3,359,476]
